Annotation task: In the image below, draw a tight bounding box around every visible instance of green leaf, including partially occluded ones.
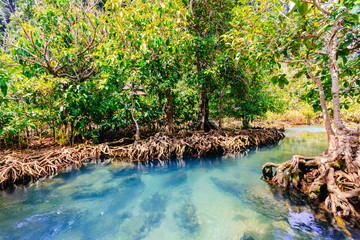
[337,51,348,64]
[299,3,308,17]
[0,78,7,96]
[271,75,278,84]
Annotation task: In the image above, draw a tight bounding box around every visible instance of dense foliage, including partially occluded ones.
[0,0,280,146]
[227,0,360,126]
[1,0,358,147]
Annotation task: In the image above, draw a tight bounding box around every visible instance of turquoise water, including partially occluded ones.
[0,126,357,239]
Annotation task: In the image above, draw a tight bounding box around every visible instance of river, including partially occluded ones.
[0,126,357,239]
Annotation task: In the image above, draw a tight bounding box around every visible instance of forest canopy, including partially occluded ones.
[0,0,358,147]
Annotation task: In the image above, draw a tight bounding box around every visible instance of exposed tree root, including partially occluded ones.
[112,128,284,161]
[0,144,113,189]
[262,127,360,233]
[0,128,284,189]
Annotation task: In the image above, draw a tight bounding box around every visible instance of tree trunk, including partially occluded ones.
[197,85,206,130]
[305,60,335,146]
[70,120,74,147]
[219,95,223,129]
[218,85,228,129]
[52,123,56,140]
[197,87,217,131]
[195,46,218,132]
[158,91,164,112]
[329,28,345,131]
[131,95,140,142]
[165,87,174,134]
[263,57,360,233]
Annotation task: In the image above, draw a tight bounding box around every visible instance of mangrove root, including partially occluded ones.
[111,128,284,161]
[262,127,360,232]
[0,144,113,189]
[0,128,284,189]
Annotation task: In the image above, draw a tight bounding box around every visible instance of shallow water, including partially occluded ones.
[0,126,358,240]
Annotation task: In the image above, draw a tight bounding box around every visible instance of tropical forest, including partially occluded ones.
[0,0,360,239]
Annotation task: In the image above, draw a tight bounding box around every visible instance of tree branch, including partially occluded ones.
[313,0,330,15]
[278,59,305,63]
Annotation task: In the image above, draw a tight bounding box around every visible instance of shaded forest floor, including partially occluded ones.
[0,128,284,190]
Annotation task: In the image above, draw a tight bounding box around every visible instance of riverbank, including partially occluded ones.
[0,128,284,189]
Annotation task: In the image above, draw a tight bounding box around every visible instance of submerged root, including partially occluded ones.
[262,128,360,232]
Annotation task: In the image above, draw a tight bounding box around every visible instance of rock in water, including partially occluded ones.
[211,177,289,221]
[174,201,200,233]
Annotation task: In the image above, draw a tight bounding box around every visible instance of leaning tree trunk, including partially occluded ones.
[263,48,360,234]
[165,87,175,134]
[262,128,360,232]
[329,29,346,131]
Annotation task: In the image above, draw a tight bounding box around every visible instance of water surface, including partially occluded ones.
[0,126,357,239]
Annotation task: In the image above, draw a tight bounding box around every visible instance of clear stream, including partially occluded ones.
[0,126,359,240]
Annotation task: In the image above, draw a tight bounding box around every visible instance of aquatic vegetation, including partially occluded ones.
[163,171,187,187]
[1,129,356,239]
[174,201,200,233]
[81,211,132,240]
[211,177,289,221]
[119,212,165,240]
[0,206,88,240]
[37,178,65,189]
[141,192,168,213]
[121,174,143,188]
[240,233,255,240]
[108,162,136,177]
[71,185,115,200]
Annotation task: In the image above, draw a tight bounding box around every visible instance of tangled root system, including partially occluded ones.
[112,128,284,161]
[0,128,284,189]
[0,144,113,189]
[262,127,360,234]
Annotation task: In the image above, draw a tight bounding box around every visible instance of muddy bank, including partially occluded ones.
[0,128,284,189]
